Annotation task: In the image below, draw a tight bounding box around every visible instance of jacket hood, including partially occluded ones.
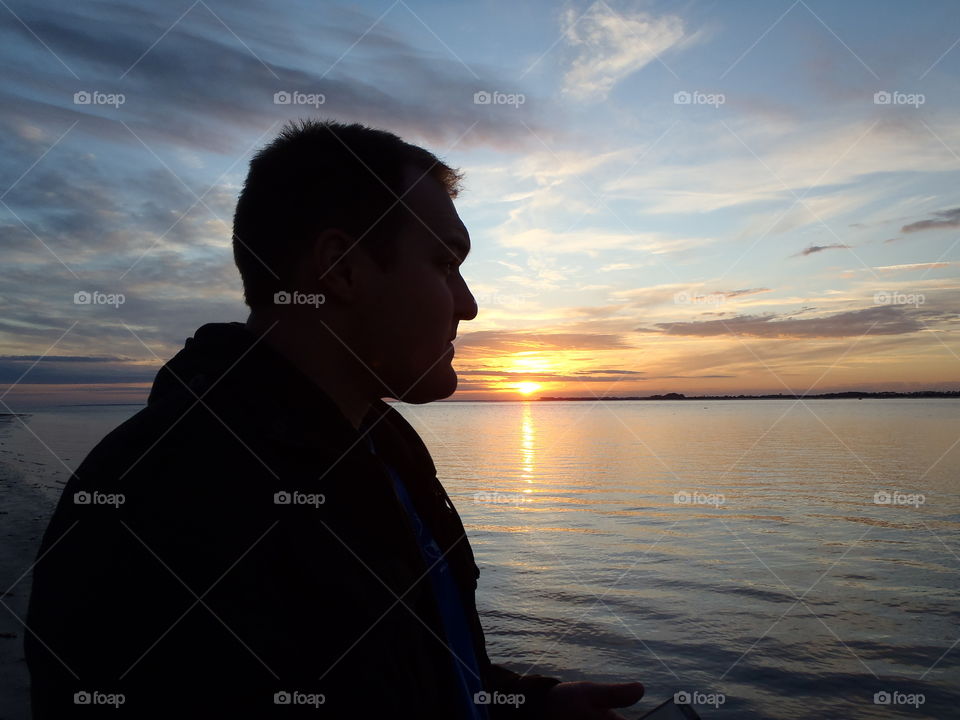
[148,322,256,408]
[146,322,368,450]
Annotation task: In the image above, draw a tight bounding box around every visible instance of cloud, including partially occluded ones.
[875,262,952,272]
[716,288,771,299]
[457,368,643,383]
[605,119,960,218]
[0,355,127,362]
[498,228,713,255]
[901,207,960,233]
[561,2,690,101]
[640,331,951,393]
[456,330,631,352]
[0,355,157,384]
[1,1,554,155]
[570,368,644,375]
[639,305,948,339]
[796,243,851,256]
[610,284,770,309]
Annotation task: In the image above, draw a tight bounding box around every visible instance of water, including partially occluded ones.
[2,400,958,719]
[0,406,144,504]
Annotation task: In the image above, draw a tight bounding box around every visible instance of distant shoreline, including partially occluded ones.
[3,393,958,412]
[536,391,960,401]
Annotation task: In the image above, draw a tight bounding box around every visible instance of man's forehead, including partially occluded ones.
[401,168,470,254]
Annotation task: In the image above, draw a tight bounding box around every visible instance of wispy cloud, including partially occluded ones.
[795,243,851,256]
[901,207,960,233]
[497,227,714,255]
[0,354,155,384]
[875,262,953,272]
[718,288,772,299]
[456,330,631,353]
[1,2,552,152]
[640,305,949,339]
[561,2,690,100]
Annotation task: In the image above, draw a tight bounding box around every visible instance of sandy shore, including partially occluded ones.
[0,454,59,720]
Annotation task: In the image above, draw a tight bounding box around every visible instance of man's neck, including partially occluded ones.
[245,311,373,431]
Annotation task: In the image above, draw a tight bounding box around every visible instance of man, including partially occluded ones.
[26,120,644,718]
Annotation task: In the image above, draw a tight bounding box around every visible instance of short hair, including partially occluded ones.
[232,119,463,308]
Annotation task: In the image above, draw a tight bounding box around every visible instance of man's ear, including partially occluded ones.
[310,228,365,303]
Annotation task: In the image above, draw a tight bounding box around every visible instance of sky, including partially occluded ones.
[1,0,958,406]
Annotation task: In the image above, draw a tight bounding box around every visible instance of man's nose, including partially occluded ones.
[456,277,478,321]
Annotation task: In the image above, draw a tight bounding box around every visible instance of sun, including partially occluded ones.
[516,382,541,396]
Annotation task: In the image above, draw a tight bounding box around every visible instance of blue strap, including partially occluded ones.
[364,433,487,720]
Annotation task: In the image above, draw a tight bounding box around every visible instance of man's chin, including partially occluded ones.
[394,366,457,404]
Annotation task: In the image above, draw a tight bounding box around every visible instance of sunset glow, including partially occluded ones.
[516,382,542,396]
[0,1,957,408]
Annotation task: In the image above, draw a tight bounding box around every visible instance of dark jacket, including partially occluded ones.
[25,322,561,718]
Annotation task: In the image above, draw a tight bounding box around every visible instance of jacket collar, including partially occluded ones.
[147,322,434,474]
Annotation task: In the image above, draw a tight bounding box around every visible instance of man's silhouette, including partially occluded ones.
[25,120,644,718]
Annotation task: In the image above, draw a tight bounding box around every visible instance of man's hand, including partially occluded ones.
[540,681,645,719]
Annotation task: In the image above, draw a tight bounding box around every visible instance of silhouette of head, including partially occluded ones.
[233,119,477,404]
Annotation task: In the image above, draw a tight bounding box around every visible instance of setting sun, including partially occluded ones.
[516,382,541,396]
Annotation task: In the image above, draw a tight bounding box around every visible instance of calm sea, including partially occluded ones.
[2,400,958,719]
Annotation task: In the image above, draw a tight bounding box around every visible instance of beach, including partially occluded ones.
[1,416,60,720]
